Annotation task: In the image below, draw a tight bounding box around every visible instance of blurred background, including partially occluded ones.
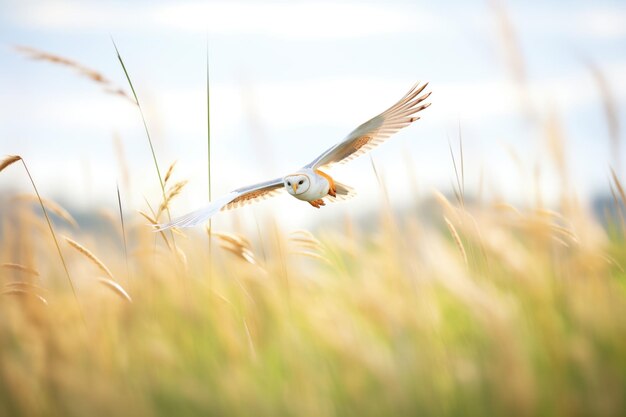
[1,0,625,230]
[2,3,626,416]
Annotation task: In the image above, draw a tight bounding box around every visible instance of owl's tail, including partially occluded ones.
[328,181,356,201]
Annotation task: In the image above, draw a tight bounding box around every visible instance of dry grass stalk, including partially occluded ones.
[112,40,176,248]
[0,155,22,172]
[609,170,626,234]
[158,180,189,218]
[433,191,458,220]
[4,282,47,292]
[138,210,158,225]
[551,236,570,248]
[15,45,133,103]
[550,224,579,244]
[64,237,115,280]
[610,168,626,207]
[138,210,172,250]
[116,184,131,286]
[164,161,177,185]
[290,250,329,263]
[214,232,250,248]
[609,182,626,235]
[214,232,257,265]
[444,216,468,265]
[448,133,466,207]
[15,194,78,228]
[534,208,566,221]
[98,278,132,303]
[290,230,322,245]
[289,240,324,251]
[0,155,81,320]
[494,202,522,217]
[289,230,328,262]
[2,289,48,305]
[2,263,40,276]
[602,255,624,272]
[242,318,257,360]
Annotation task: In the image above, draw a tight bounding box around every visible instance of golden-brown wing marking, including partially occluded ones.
[305,83,431,170]
[156,177,285,230]
[224,187,282,210]
[352,135,372,152]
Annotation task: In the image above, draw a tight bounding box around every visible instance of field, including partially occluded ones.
[2,30,626,417]
[2,143,626,417]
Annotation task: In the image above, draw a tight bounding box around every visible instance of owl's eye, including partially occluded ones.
[299,180,304,185]
[287,181,291,186]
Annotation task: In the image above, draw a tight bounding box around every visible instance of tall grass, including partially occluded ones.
[1,178,626,416]
[2,29,626,417]
[0,156,83,322]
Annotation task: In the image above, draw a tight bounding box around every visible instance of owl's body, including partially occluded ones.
[158,83,431,230]
[290,177,329,202]
[283,169,334,208]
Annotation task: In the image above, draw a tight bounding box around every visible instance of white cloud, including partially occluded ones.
[155,2,436,38]
[573,8,626,39]
[13,1,440,39]
[11,59,626,146]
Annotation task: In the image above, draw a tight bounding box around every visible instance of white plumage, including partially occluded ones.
[157,82,430,230]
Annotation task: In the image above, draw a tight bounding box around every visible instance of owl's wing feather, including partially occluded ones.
[156,177,284,230]
[305,83,431,170]
[224,178,285,210]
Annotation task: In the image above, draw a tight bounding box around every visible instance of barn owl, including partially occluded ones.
[158,82,430,230]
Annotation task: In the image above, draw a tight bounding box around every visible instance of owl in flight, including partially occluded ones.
[159,82,431,230]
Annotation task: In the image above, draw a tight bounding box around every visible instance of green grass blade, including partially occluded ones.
[111,38,167,205]
[21,159,85,325]
[116,183,131,286]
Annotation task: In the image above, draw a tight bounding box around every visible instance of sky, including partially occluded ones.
[1,0,625,230]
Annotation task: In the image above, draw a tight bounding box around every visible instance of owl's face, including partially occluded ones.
[284,174,310,196]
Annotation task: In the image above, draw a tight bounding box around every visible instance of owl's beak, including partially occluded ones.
[292,183,298,193]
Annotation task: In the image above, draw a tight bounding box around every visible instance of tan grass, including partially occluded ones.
[433,191,458,219]
[493,202,523,217]
[610,168,626,207]
[164,160,177,185]
[4,282,47,292]
[550,224,579,244]
[14,45,133,103]
[214,232,258,265]
[2,289,48,305]
[98,278,132,303]
[289,250,329,263]
[64,237,114,280]
[0,155,21,172]
[289,230,328,262]
[14,194,78,228]
[158,180,189,218]
[2,263,40,277]
[138,210,173,250]
[444,216,468,265]
[0,155,81,317]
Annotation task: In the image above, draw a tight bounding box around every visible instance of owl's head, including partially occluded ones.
[284,174,310,196]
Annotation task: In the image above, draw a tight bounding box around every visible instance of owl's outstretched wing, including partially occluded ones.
[156,177,284,230]
[305,83,431,170]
